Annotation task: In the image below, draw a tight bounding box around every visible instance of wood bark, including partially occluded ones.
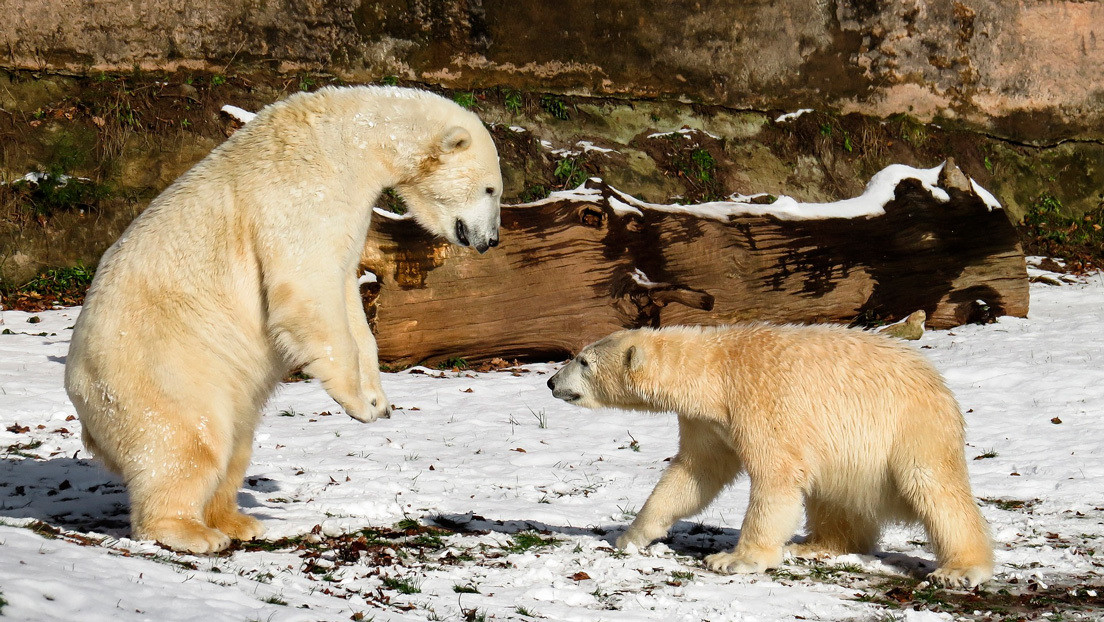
[360,160,1028,366]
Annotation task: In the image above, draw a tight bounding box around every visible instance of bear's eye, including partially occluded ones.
[578,357,589,368]
[485,187,496,195]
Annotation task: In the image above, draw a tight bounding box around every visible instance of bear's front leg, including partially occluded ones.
[267,278,384,422]
[618,417,743,550]
[705,473,804,574]
[345,272,390,419]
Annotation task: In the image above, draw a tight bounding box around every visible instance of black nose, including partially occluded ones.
[547,377,555,390]
[455,220,469,246]
[488,235,499,248]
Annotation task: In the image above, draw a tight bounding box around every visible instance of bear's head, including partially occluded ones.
[395,117,503,254]
[546,330,659,411]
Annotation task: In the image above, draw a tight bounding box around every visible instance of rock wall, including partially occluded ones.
[2,0,1102,141]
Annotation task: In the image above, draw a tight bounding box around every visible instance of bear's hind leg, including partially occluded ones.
[129,435,231,554]
[204,431,265,542]
[790,496,880,559]
[897,463,994,588]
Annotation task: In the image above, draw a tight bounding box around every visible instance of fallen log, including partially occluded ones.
[360,159,1028,366]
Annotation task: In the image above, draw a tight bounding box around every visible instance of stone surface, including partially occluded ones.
[1,1,1101,141]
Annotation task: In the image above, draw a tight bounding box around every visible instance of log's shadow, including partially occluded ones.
[429,512,939,579]
[0,456,278,538]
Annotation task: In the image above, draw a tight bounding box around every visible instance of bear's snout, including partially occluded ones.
[547,371,582,403]
[455,219,499,254]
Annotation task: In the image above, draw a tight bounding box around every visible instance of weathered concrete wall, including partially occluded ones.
[1,0,1101,141]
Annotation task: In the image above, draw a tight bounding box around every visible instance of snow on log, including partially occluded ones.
[360,158,1028,366]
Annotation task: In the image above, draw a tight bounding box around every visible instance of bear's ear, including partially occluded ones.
[624,345,645,371]
[439,126,472,154]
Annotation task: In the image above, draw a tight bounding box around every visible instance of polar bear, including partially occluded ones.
[65,86,502,553]
[548,324,994,588]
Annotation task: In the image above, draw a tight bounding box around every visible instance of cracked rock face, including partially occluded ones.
[0,1,1100,141]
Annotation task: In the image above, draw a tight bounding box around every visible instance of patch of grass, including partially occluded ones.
[503,89,523,114]
[380,574,422,594]
[435,356,469,371]
[278,409,301,417]
[376,187,407,215]
[514,605,533,617]
[519,184,551,202]
[505,531,560,554]
[553,156,589,189]
[381,75,399,86]
[261,595,287,606]
[5,172,112,220]
[453,92,477,109]
[452,583,480,594]
[1020,192,1104,271]
[979,497,1039,512]
[394,518,420,531]
[539,94,570,120]
[973,450,998,460]
[462,608,488,622]
[528,406,547,429]
[2,264,95,310]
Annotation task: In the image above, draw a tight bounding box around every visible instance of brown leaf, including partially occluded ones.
[570,571,591,581]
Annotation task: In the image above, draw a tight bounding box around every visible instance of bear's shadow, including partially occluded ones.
[0,456,278,538]
[429,512,938,580]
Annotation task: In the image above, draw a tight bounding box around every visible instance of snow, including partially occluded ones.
[518,163,998,224]
[220,105,257,124]
[2,270,1104,620]
[647,128,722,140]
[774,109,814,123]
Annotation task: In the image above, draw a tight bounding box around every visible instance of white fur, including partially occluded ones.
[549,324,995,588]
[65,86,502,553]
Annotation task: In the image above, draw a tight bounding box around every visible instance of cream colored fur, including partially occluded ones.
[65,86,502,553]
[548,324,994,588]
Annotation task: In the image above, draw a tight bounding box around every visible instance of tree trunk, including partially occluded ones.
[360,160,1028,366]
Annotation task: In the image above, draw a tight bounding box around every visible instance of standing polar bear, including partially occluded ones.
[548,324,994,588]
[66,86,502,553]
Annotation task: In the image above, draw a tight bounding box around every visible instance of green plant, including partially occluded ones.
[380,574,422,594]
[453,92,477,109]
[6,172,111,220]
[539,94,570,120]
[519,185,551,202]
[437,356,469,370]
[974,450,998,460]
[505,531,560,554]
[381,75,399,86]
[554,157,589,189]
[453,583,480,594]
[261,595,287,606]
[503,89,523,114]
[1020,192,1104,270]
[298,74,315,91]
[688,148,716,182]
[377,188,408,215]
[211,74,226,87]
[515,606,533,617]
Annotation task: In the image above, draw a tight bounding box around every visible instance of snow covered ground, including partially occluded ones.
[1,264,1103,621]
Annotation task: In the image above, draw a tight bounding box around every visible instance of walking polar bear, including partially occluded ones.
[66,86,502,553]
[548,324,994,588]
